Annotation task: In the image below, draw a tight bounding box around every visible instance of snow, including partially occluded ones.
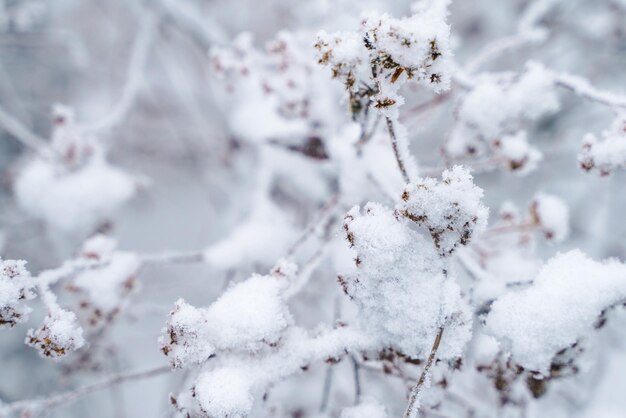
[14,155,136,231]
[341,202,472,359]
[159,299,215,369]
[445,62,559,167]
[171,326,375,417]
[495,131,543,174]
[25,308,85,359]
[316,7,452,119]
[0,259,35,329]
[472,333,501,367]
[341,398,388,418]
[398,166,489,256]
[486,250,626,374]
[160,262,295,368]
[194,367,254,418]
[73,253,140,315]
[205,271,293,351]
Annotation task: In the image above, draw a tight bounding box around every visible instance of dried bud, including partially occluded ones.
[26,309,85,358]
[398,166,488,256]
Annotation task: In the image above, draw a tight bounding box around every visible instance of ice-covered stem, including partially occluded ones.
[553,71,626,110]
[82,13,159,133]
[285,193,341,257]
[0,365,170,417]
[456,65,626,111]
[403,326,444,418]
[138,249,206,265]
[386,117,412,183]
[155,0,227,49]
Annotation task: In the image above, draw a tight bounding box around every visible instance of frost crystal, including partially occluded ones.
[579,114,626,175]
[486,250,626,374]
[0,259,35,328]
[26,309,85,358]
[398,166,488,256]
[341,203,471,359]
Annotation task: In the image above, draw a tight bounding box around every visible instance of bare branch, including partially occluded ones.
[0,106,54,158]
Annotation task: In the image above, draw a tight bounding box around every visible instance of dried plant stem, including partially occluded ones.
[385,116,411,184]
[403,326,444,418]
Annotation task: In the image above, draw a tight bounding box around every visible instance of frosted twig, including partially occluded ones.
[464,31,545,74]
[82,14,159,133]
[553,72,626,110]
[157,0,227,49]
[350,354,362,404]
[0,105,54,159]
[285,193,340,257]
[403,326,445,418]
[464,0,557,74]
[139,250,206,265]
[0,365,170,416]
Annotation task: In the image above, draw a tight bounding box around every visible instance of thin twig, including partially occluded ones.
[403,327,445,418]
[553,72,626,110]
[139,249,205,265]
[157,0,227,49]
[82,14,159,133]
[0,365,171,416]
[385,117,411,184]
[285,193,340,257]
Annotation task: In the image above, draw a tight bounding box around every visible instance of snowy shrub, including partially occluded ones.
[486,250,626,374]
[1,0,626,417]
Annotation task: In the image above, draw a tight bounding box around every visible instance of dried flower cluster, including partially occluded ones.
[579,114,626,175]
[315,8,451,118]
[398,166,489,256]
[0,259,35,328]
[446,63,560,174]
